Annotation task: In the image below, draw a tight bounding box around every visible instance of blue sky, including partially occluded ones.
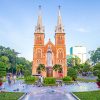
[0,0,100,61]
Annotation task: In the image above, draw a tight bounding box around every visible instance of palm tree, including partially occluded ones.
[16,64,25,77]
[53,64,62,77]
[37,64,45,74]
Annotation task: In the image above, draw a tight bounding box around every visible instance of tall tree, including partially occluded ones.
[0,45,32,75]
[93,63,100,82]
[89,47,100,65]
[67,56,81,67]
[0,62,6,83]
[67,67,78,81]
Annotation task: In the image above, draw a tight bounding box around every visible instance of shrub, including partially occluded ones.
[67,68,78,81]
[25,76,35,81]
[44,77,56,85]
[24,76,36,84]
[93,63,100,82]
[24,70,31,77]
[62,76,72,82]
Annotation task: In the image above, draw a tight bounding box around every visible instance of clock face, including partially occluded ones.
[57,36,63,44]
[35,36,42,44]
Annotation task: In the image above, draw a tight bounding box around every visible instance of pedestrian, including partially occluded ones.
[40,75,43,84]
[13,75,16,84]
[7,75,11,86]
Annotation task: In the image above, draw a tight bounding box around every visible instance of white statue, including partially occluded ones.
[47,46,52,66]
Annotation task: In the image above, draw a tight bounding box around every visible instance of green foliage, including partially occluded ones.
[0,92,24,100]
[62,76,72,82]
[53,64,62,72]
[82,62,91,72]
[16,57,32,72]
[0,45,32,75]
[67,68,78,80]
[0,62,6,78]
[24,76,36,84]
[89,47,100,65]
[77,77,96,82]
[73,90,100,100]
[37,64,45,73]
[67,55,81,67]
[93,63,100,82]
[25,76,35,81]
[24,70,31,77]
[44,77,56,85]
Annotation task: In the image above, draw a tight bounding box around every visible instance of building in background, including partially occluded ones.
[70,46,87,63]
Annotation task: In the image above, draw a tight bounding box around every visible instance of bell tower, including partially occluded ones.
[34,5,45,45]
[32,6,45,75]
[55,6,67,77]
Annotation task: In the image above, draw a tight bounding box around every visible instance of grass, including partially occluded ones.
[73,90,100,100]
[77,77,96,82]
[0,92,24,100]
[24,80,35,84]
[43,83,57,86]
[16,77,24,80]
[63,81,74,84]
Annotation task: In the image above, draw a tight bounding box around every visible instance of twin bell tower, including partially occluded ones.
[32,6,67,78]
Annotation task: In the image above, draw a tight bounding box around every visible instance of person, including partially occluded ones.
[13,75,16,84]
[37,75,43,87]
[38,75,41,87]
[40,75,43,85]
[7,75,11,86]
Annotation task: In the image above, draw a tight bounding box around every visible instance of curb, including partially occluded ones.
[71,92,80,100]
[18,93,27,100]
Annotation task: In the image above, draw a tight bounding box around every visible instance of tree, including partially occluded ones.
[89,47,100,65]
[93,63,100,82]
[67,68,78,81]
[24,70,31,77]
[53,64,62,78]
[67,55,81,67]
[0,46,18,74]
[0,56,10,70]
[37,64,45,74]
[0,62,6,82]
[0,45,32,75]
[16,57,32,76]
[53,64,62,72]
[82,62,91,72]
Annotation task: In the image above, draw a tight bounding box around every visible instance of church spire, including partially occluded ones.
[35,5,44,33]
[55,6,64,33]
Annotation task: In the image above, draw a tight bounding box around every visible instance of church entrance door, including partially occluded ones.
[46,67,53,77]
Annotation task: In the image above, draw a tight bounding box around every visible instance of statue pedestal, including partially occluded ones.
[46,67,53,77]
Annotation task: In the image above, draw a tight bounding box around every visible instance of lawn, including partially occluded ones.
[77,77,96,82]
[73,90,100,100]
[0,92,24,100]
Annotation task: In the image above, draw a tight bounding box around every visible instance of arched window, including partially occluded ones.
[37,59,41,65]
[58,49,63,58]
[37,49,42,58]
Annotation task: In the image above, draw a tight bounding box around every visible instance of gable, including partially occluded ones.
[44,40,55,53]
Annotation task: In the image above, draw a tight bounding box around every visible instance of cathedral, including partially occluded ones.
[32,6,67,78]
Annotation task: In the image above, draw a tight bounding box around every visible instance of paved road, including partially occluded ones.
[22,88,76,100]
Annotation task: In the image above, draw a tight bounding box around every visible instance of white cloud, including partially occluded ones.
[76,28,89,33]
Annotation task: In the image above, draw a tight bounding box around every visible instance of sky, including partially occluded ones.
[0,0,100,61]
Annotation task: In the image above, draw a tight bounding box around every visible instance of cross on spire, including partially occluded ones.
[58,5,61,10]
[39,5,41,9]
